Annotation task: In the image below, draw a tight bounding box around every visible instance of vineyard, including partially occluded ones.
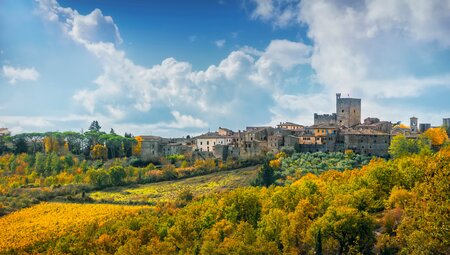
[89,165,258,204]
[0,202,150,251]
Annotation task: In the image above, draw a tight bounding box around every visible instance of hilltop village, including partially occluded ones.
[1,93,448,161]
[137,93,450,161]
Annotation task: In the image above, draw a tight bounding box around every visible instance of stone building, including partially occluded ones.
[338,128,391,157]
[419,123,431,133]
[356,118,392,134]
[218,127,234,136]
[140,136,193,161]
[237,127,274,157]
[443,118,450,127]
[314,113,337,125]
[276,122,304,131]
[195,132,236,153]
[336,93,361,128]
[410,117,418,134]
[140,136,164,161]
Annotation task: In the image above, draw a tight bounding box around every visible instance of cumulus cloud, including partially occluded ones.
[168,111,208,129]
[2,65,40,84]
[248,0,450,99]
[36,0,312,132]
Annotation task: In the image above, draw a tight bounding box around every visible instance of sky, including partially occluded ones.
[0,0,449,137]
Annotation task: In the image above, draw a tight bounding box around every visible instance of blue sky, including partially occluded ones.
[1,0,449,137]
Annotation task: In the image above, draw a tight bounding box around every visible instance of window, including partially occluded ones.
[200,142,202,145]
[342,110,344,112]
[207,141,209,145]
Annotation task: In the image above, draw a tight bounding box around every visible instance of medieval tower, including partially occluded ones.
[410,117,418,134]
[336,93,361,128]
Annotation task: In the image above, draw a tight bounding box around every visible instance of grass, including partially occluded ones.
[89,165,259,204]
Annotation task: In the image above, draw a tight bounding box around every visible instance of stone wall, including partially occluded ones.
[342,134,390,157]
[314,113,337,125]
[336,94,361,127]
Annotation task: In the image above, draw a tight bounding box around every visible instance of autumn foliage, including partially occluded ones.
[423,127,449,146]
[0,148,448,254]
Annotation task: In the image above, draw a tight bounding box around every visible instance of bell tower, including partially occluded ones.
[410,117,418,134]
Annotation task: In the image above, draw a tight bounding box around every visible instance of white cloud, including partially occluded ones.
[2,65,40,84]
[215,39,226,48]
[36,0,312,132]
[250,0,274,21]
[168,111,208,128]
[247,0,450,100]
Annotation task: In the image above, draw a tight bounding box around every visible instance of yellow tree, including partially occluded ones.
[423,127,448,146]
[91,144,107,160]
[43,136,60,154]
[133,136,142,156]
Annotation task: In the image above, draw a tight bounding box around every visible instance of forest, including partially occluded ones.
[0,125,449,254]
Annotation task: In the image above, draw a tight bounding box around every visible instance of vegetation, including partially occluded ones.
[89,166,258,205]
[1,146,448,254]
[0,202,150,252]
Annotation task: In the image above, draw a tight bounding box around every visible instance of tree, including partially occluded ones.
[315,229,323,255]
[389,134,430,158]
[91,144,107,160]
[109,166,126,185]
[12,135,28,154]
[312,206,376,255]
[253,160,275,187]
[88,120,101,132]
[133,136,143,156]
[423,127,448,146]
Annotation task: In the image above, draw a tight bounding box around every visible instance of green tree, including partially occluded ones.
[253,160,275,187]
[109,166,126,185]
[12,135,28,154]
[389,134,430,158]
[312,206,376,255]
[89,120,101,132]
[34,152,46,176]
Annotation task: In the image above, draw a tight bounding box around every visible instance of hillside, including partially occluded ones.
[88,165,259,204]
[0,148,448,254]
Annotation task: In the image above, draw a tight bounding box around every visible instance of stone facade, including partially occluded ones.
[277,122,304,131]
[314,113,337,125]
[336,93,361,128]
[419,123,431,133]
[339,129,391,157]
[140,136,164,161]
[410,117,418,134]
[443,118,450,127]
[195,132,236,152]
[140,136,193,161]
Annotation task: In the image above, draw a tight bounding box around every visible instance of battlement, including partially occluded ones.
[314,113,337,125]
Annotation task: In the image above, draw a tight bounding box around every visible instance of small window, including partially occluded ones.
[207,141,209,145]
[342,110,344,113]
